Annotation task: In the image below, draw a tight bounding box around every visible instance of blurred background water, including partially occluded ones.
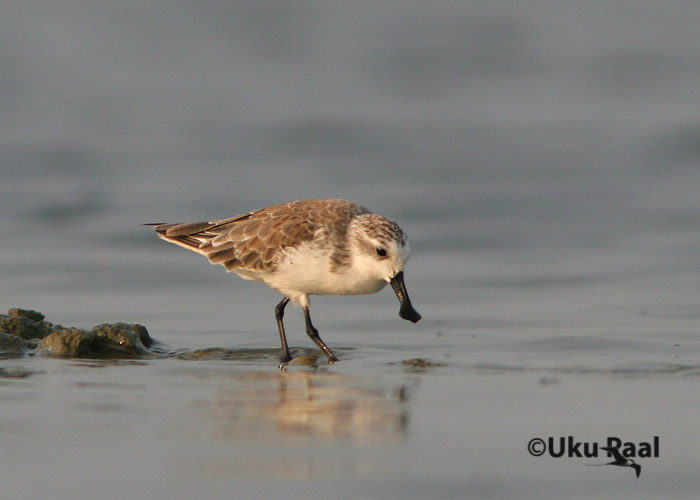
[1,1,699,499]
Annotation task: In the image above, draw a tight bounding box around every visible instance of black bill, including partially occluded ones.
[389,271,421,323]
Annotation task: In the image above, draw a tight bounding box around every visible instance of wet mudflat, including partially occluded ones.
[1,308,699,499]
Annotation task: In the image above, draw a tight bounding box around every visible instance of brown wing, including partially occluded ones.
[152,199,369,273]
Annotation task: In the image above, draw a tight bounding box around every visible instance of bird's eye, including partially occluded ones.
[375,247,387,258]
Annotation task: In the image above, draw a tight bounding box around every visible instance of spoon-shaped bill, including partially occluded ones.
[389,271,421,323]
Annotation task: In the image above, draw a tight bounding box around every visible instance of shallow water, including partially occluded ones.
[2,1,700,498]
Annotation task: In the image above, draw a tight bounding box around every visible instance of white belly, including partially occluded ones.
[239,244,387,301]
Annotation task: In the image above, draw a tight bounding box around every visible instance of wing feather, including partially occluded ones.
[151,199,370,273]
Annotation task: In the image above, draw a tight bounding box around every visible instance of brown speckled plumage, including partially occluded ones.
[153,199,371,273]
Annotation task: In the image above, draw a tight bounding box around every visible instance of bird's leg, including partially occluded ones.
[275,297,292,363]
[302,306,338,362]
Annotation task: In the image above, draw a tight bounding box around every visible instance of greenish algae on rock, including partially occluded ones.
[93,322,153,349]
[0,331,29,355]
[38,328,97,357]
[0,309,58,341]
[0,308,154,359]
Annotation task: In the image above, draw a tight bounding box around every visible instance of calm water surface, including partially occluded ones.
[1,1,700,498]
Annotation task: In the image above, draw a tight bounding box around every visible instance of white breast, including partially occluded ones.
[249,243,387,304]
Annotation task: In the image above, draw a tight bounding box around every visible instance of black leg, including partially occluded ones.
[275,297,292,363]
[302,306,338,362]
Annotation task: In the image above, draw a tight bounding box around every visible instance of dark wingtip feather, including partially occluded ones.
[143,223,177,235]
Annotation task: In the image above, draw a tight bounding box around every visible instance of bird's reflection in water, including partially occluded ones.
[188,367,411,479]
[201,369,409,442]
